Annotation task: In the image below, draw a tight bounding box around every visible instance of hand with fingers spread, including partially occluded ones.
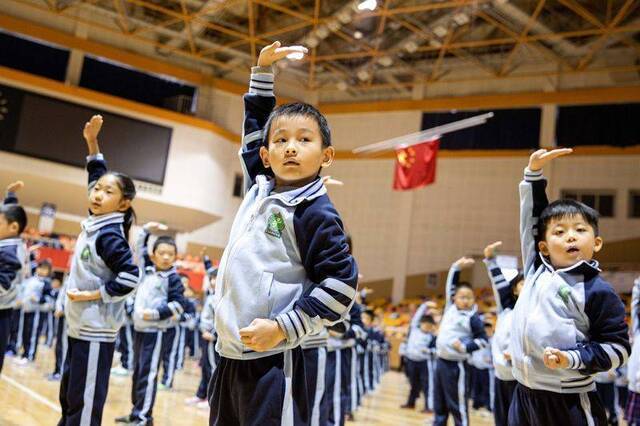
[83,115,103,156]
[6,181,24,193]
[484,241,502,259]
[528,148,573,172]
[543,347,570,369]
[239,318,286,352]
[257,41,308,68]
[453,256,475,269]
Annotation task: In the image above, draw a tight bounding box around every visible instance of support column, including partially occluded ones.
[539,104,558,149]
[391,190,414,304]
[65,21,89,86]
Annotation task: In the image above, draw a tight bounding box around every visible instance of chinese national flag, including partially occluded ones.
[393,139,439,191]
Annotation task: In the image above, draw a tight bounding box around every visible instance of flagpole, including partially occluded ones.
[352,112,494,155]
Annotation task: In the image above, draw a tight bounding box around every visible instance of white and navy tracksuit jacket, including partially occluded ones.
[129,232,190,424]
[213,66,358,360]
[433,263,488,426]
[507,167,630,426]
[627,277,640,394]
[509,168,630,394]
[19,275,53,360]
[59,153,141,426]
[0,191,27,372]
[484,257,518,426]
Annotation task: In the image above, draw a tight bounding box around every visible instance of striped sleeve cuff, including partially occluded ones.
[168,301,184,317]
[249,67,274,96]
[565,350,585,369]
[275,308,310,344]
[524,167,544,181]
[86,153,105,162]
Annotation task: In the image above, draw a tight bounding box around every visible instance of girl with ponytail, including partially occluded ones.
[59,115,141,426]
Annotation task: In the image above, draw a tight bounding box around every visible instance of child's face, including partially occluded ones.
[36,265,51,278]
[51,278,61,289]
[260,115,334,187]
[539,214,603,268]
[0,214,19,239]
[453,287,475,311]
[485,325,494,337]
[420,322,434,333]
[89,174,131,216]
[152,243,177,271]
[362,314,372,327]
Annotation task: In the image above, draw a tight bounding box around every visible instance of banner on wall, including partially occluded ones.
[38,202,56,235]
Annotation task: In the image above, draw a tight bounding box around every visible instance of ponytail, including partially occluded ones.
[107,171,137,242]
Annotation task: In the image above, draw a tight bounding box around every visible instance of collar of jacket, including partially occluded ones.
[539,252,601,280]
[256,175,327,206]
[147,266,177,278]
[82,212,125,233]
[0,237,22,247]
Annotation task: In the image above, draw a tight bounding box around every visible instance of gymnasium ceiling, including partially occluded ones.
[2,0,640,102]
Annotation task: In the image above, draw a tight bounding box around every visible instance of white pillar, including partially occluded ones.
[539,104,558,149]
[65,21,89,86]
[391,190,414,304]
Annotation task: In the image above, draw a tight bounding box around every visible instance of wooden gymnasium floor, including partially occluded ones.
[0,340,522,425]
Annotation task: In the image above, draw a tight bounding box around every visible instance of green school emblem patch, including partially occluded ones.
[80,246,92,262]
[265,212,286,238]
[557,285,571,304]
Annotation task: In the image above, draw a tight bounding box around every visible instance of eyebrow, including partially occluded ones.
[272,127,315,135]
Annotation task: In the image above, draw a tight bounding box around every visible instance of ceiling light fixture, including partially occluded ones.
[357,0,377,12]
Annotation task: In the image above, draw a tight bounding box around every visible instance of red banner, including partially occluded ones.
[393,139,439,191]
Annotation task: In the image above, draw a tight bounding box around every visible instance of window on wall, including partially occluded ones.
[556,103,640,147]
[79,56,197,113]
[0,30,69,81]
[421,108,541,150]
[630,191,640,218]
[561,190,616,218]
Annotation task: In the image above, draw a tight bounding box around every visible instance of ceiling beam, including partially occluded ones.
[319,85,640,114]
[499,0,546,76]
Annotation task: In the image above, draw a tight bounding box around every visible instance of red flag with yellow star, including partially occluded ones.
[393,139,439,191]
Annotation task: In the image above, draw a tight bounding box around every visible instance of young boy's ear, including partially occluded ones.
[593,236,604,253]
[321,146,335,169]
[538,240,550,256]
[259,146,271,169]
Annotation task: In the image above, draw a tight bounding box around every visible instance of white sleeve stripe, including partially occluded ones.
[249,88,274,96]
[278,314,297,341]
[287,312,304,339]
[601,344,621,368]
[323,278,357,299]
[610,343,629,363]
[115,278,137,288]
[309,287,348,315]
[119,272,139,281]
[250,73,274,83]
[249,80,274,89]
[243,130,263,145]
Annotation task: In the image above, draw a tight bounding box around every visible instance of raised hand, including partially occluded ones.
[454,256,475,269]
[528,148,573,172]
[6,181,24,193]
[143,222,169,233]
[483,241,502,259]
[257,41,308,67]
[83,115,103,156]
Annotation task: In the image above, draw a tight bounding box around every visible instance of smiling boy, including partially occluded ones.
[208,42,358,426]
[508,148,630,426]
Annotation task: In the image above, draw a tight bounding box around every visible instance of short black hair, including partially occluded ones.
[538,199,600,239]
[0,204,27,235]
[420,315,435,325]
[153,235,177,253]
[454,282,473,294]
[37,259,52,273]
[362,309,375,320]
[263,103,331,148]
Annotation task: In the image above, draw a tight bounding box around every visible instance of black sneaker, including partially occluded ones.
[400,403,415,409]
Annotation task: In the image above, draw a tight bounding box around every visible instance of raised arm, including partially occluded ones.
[4,181,23,205]
[83,115,108,188]
[240,42,308,193]
[445,257,474,309]
[520,149,572,276]
[483,241,516,313]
